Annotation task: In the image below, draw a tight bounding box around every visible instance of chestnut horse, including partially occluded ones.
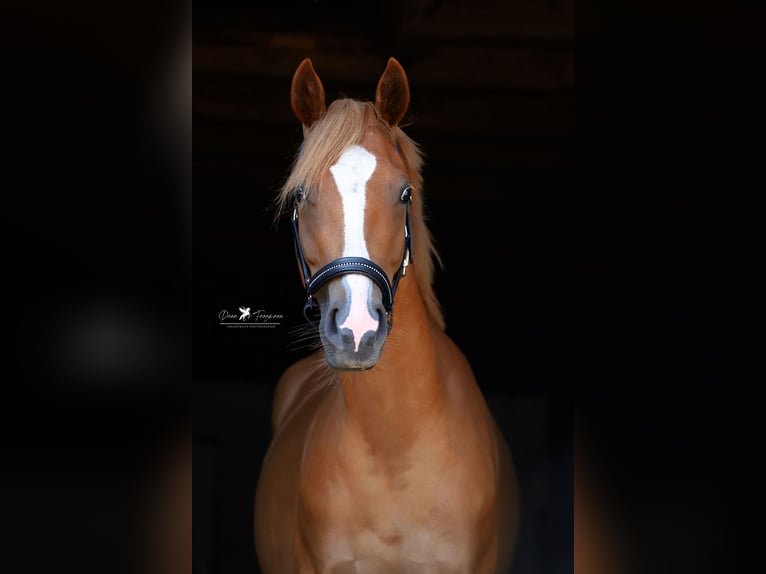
[255,58,519,573]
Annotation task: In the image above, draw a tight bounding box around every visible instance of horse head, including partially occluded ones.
[285,58,418,371]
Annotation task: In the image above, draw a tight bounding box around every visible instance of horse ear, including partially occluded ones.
[375,58,410,127]
[290,58,326,130]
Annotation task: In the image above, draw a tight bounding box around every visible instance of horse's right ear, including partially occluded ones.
[290,58,326,132]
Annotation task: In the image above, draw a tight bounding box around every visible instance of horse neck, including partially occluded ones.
[338,275,443,451]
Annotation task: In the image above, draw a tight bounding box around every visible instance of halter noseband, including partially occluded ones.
[291,186,413,331]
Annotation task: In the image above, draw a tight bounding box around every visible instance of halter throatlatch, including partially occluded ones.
[291,187,413,331]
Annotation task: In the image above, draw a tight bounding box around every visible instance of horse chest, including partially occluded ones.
[298,438,491,572]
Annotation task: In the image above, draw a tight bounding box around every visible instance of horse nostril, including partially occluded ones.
[374,303,387,329]
[324,304,354,348]
[326,306,340,334]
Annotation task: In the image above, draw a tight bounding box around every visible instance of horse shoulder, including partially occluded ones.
[435,332,491,423]
[272,351,325,433]
[436,331,521,568]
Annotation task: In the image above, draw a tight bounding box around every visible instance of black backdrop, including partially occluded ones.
[193,1,574,573]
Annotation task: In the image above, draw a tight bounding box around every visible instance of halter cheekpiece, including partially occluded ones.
[291,186,413,331]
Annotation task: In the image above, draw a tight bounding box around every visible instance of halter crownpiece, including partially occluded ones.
[291,186,413,331]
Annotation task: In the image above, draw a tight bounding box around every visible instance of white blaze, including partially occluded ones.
[329,145,379,352]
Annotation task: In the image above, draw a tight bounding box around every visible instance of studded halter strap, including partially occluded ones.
[290,186,413,331]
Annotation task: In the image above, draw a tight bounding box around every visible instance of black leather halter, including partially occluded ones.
[291,186,413,331]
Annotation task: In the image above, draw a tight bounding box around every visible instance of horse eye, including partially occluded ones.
[294,187,306,206]
[399,186,412,204]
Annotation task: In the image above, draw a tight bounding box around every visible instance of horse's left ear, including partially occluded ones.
[375,58,410,127]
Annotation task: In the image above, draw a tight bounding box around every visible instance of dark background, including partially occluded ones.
[193,1,574,573]
[4,2,190,573]
[575,1,763,571]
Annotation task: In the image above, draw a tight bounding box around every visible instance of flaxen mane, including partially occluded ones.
[276,99,444,329]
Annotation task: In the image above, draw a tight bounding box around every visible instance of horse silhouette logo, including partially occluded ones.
[238,307,251,321]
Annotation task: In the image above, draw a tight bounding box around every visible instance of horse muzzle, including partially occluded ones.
[317,276,389,370]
